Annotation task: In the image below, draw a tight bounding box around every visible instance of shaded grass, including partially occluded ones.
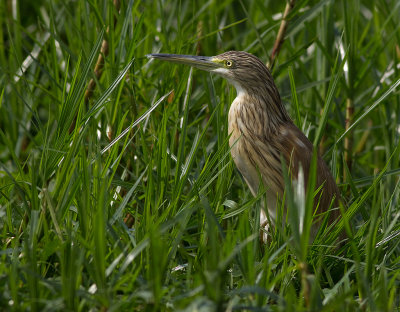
[1,0,400,310]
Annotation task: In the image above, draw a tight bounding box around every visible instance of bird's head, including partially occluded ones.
[147,51,276,96]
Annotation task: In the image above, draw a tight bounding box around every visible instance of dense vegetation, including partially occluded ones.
[1,0,399,310]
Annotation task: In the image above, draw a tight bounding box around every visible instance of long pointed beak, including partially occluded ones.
[146,53,220,72]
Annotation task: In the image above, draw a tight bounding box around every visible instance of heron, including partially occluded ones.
[147,51,342,241]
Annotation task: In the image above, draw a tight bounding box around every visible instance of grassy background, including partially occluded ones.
[1,0,400,310]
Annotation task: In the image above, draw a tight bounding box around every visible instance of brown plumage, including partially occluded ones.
[147,51,341,239]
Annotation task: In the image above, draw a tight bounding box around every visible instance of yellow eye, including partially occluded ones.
[225,60,233,67]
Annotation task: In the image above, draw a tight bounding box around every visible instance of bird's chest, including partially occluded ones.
[228,98,245,160]
[228,99,279,220]
[228,99,259,192]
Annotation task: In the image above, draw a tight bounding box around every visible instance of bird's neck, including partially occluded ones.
[229,88,291,136]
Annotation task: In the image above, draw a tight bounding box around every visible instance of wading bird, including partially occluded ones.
[147,51,341,240]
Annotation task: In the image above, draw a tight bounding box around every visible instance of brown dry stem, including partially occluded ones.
[268,0,296,69]
[69,0,121,133]
[344,98,354,182]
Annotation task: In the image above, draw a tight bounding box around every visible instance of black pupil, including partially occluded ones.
[227,61,231,66]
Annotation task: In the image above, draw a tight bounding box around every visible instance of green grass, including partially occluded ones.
[1,0,400,310]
